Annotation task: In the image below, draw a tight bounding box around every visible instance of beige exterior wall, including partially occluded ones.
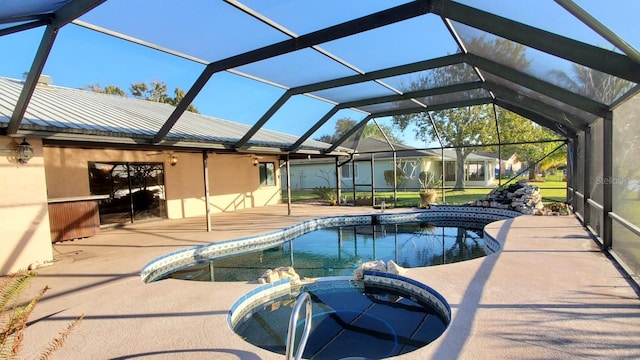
[0,136,53,275]
[43,147,172,198]
[43,147,282,219]
[0,144,282,275]
[44,147,280,219]
[167,154,282,218]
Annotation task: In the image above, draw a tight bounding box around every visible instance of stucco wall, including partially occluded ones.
[43,147,281,220]
[2,142,279,275]
[0,136,53,275]
[43,147,172,198]
[166,153,282,218]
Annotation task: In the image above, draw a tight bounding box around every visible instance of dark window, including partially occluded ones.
[467,162,485,181]
[259,162,275,186]
[445,162,456,181]
[341,163,358,180]
[89,162,166,224]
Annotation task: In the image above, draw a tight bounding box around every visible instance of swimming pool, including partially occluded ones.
[164,220,486,282]
[141,207,520,283]
[229,274,451,359]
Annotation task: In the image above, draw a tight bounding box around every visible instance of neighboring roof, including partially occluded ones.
[446,150,498,162]
[349,137,442,159]
[0,77,348,155]
[289,137,497,164]
[350,138,499,162]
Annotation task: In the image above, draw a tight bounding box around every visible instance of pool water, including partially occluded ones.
[231,280,448,359]
[166,221,486,282]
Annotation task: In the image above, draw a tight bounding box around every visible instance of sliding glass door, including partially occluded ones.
[89,162,167,225]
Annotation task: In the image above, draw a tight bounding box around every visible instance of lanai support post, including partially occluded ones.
[352,161,357,206]
[392,152,398,207]
[371,154,375,206]
[582,127,592,226]
[441,147,446,203]
[583,127,591,227]
[602,113,613,250]
[203,151,211,232]
[567,135,579,212]
[569,137,578,209]
[286,154,292,216]
[335,157,342,205]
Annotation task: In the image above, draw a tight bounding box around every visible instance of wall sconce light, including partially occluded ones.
[17,138,34,164]
[252,157,259,166]
[0,138,34,165]
[168,154,178,166]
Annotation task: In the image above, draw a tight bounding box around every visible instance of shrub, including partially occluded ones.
[383,170,405,188]
[311,186,335,201]
[1,270,84,359]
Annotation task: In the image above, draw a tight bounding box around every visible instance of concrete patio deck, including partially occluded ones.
[18,203,640,359]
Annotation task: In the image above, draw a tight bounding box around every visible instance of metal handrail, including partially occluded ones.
[285,292,313,360]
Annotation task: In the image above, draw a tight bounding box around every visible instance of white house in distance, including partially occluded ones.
[281,138,500,194]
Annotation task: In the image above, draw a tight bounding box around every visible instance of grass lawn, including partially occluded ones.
[536,181,568,202]
[614,197,640,226]
[282,179,568,208]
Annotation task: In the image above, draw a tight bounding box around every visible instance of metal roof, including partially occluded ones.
[0,76,344,154]
[1,0,639,153]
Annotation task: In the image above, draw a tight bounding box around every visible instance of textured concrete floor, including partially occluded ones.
[17,203,640,360]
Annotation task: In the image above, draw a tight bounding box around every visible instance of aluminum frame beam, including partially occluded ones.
[464,53,610,117]
[288,106,341,152]
[483,82,589,131]
[153,0,433,143]
[6,0,106,135]
[293,54,465,95]
[288,82,483,152]
[0,14,50,25]
[435,0,640,83]
[235,51,605,151]
[554,0,640,66]
[325,115,373,153]
[367,97,493,119]
[235,89,294,148]
[236,54,465,148]
[341,81,484,110]
[323,97,494,154]
[7,25,57,135]
[0,18,51,37]
[494,99,576,138]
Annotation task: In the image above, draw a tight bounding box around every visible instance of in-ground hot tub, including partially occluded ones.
[228,273,451,360]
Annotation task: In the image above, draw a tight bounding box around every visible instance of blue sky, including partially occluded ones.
[1,0,638,148]
[0,23,374,142]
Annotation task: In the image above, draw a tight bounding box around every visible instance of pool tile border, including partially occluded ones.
[227,273,452,332]
[363,270,451,323]
[141,207,520,283]
[228,278,291,328]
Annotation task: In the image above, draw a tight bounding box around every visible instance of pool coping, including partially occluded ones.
[141,206,521,283]
[227,271,453,327]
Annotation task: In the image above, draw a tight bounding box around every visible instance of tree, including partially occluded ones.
[84,83,126,97]
[392,36,531,190]
[497,108,565,180]
[549,63,633,105]
[86,81,199,113]
[315,117,404,145]
[613,98,640,203]
[550,62,637,202]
